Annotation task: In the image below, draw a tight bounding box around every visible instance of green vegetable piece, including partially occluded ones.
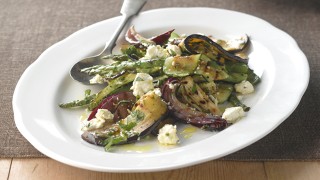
[194,58,229,81]
[169,32,180,40]
[199,81,216,95]
[181,76,220,115]
[126,110,145,123]
[178,85,203,111]
[84,89,91,96]
[247,68,261,85]
[104,135,128,151]
[214,83,233,103]
[119,121,137,131]
[82,59,165,76]
[121,45,146,60]
[108,83,132,95]
[228,93,250,111]
[194,55,216,81]
[225,62,249,74]
[101,54,129,62]
[163,54,201,77]
[215,68,230,81]
[59,90,96,108]
[88,73,136,110]
[223,72,248,83]
[191,75,208,83]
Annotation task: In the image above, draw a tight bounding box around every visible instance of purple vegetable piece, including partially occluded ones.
[150,29,175,45]
[125,25,174,45]
[161,78,227,131]
[87,91,136,122]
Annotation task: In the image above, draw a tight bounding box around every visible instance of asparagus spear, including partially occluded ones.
[101,54,129,62]
[88,73,136,110]
[228,93,250,112]
[59,89,96,108]
[81,58,165,76]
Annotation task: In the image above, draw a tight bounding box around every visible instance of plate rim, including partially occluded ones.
[13,7,310,172]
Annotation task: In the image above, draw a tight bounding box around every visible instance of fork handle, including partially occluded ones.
[121,0,147,16]
[100,0,147,56]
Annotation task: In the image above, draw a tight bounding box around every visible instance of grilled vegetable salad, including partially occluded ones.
[59,26,260,151]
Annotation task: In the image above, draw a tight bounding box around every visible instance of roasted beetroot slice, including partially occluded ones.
[150,29,175,45]
[87,91,136,122]
[125,25,174,45]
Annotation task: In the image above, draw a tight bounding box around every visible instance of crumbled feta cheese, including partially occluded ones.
[145,45,169,59]
[154,88,162,97]
[130,73,154,97]
[234,80,254,95]
[81,118,105,131]
[180,34,187,38]
[81,109,113,131]
[222,107,245,123]
[95,109,114,122]
[168,83,175,89]
[226,35,247,50]
[89,74,105,84]
[236,94,244,100]
[157,124,179,145]
[166,44,182,56]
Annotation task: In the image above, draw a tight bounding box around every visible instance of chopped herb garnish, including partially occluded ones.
[103,135,128,151]
[119,121,137,131]
[169,49,177,56]
[128,110,145,122]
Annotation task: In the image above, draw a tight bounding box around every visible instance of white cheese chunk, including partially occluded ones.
[234,80,254,95]
[154,88,162,97]
[145,45,169,59]
[130,73,154,97]
[222,107,245,123]
[168,83,175,89]
[166,44,182,56]
[226,35,247,51]
[81,109,114,131]
[157,124,179,145]
[95,109,114,122]
[81,118,105,131]
[89,74,105,84]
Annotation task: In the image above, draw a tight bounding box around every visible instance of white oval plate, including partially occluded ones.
[13,8,309,172]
